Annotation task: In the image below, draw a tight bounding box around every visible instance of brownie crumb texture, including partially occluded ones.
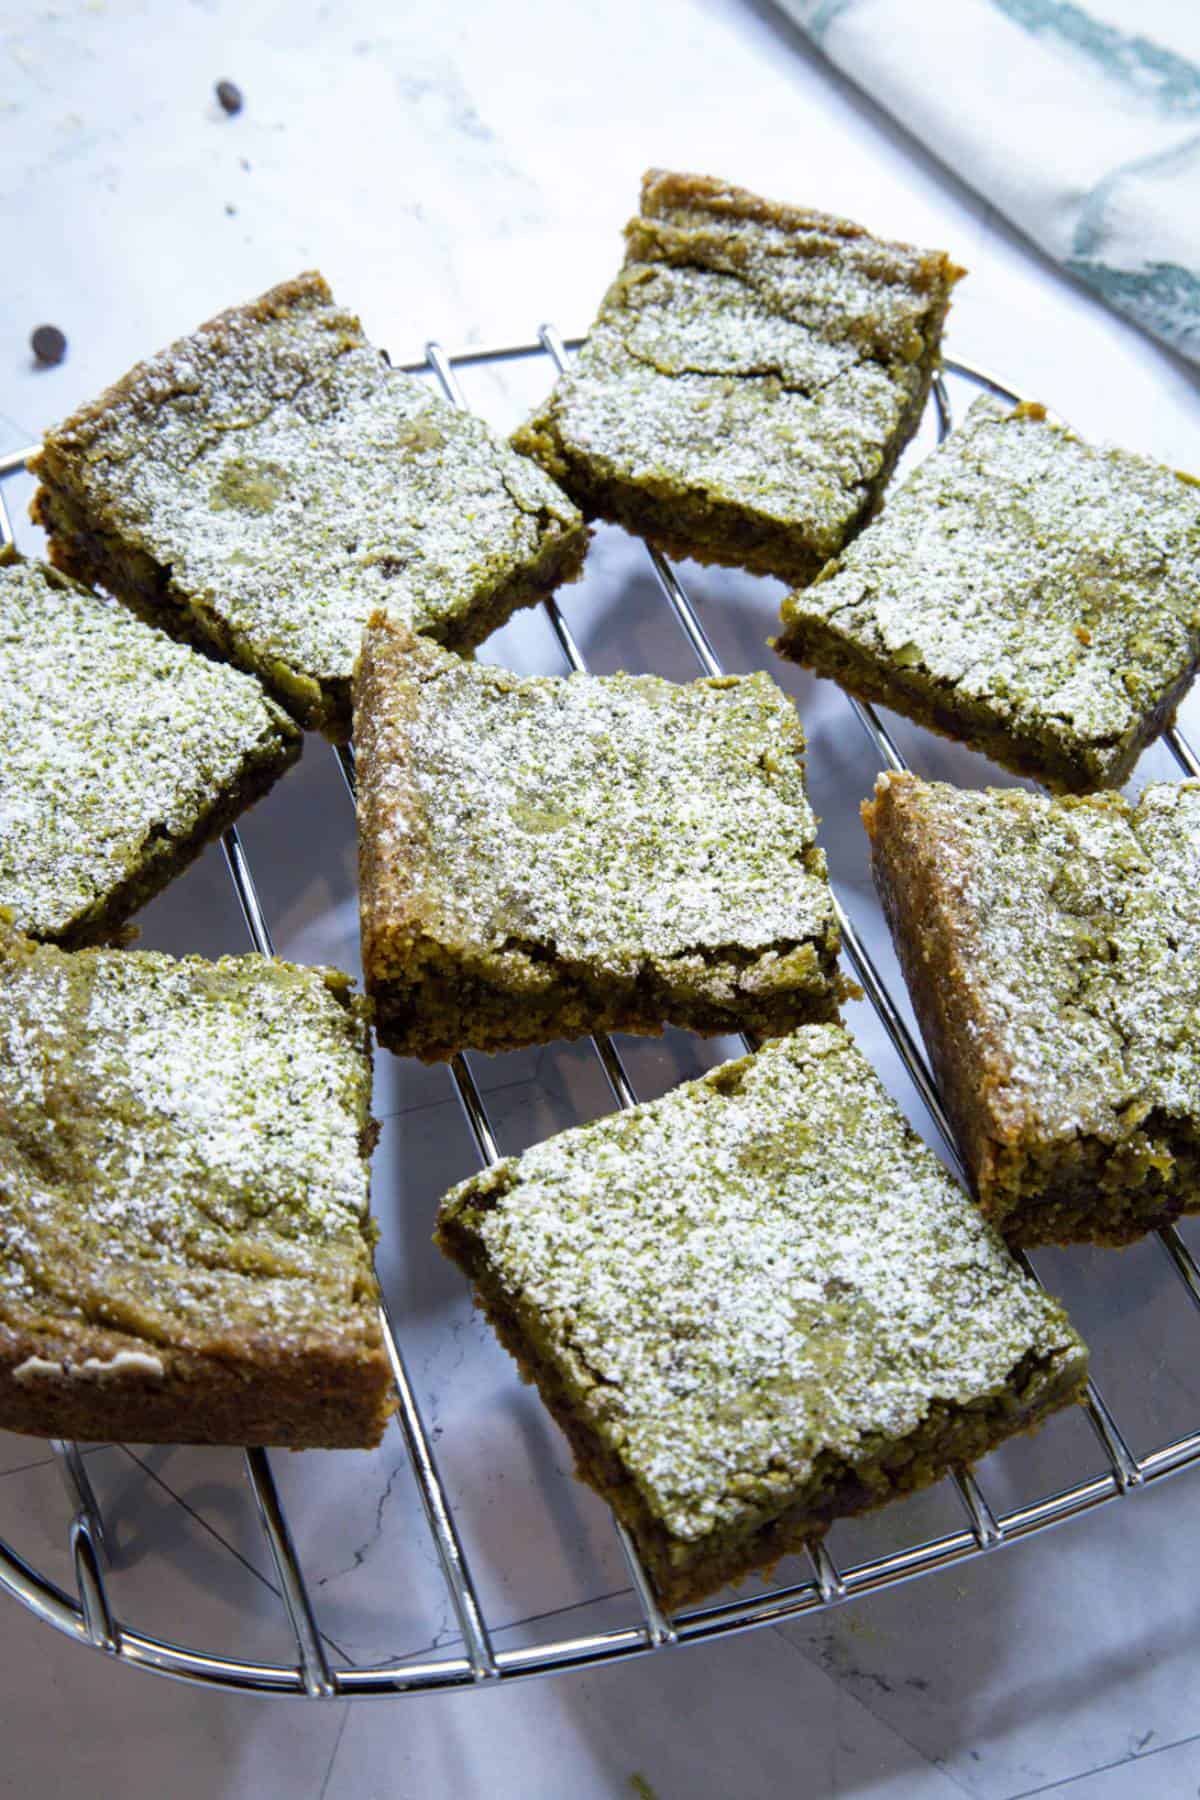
[437,1025,1087,1605]
[0,928,392,1448]
[356,618,844,1058]
[513,168,962,584]
[865,771,1200,1245]
[29,271,588,737]
[778,399,1200,791]
[0,549,300,946]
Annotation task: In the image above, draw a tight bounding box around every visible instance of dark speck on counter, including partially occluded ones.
[30,325,67,367]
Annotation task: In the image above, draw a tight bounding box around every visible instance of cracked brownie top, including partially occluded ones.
[0,549,299,944]
[779,399,1200,788]
[30,272,586,734]
[870,773,1200,1149]
[513,169,961,574]
[0,925,379,1352]
[356,616,839,979]
[437,1025,1086,1545]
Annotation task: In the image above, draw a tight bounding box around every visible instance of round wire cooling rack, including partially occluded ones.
[1,338,1200,1699]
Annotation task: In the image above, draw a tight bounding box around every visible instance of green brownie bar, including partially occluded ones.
[0,548,300,946]
[0,925,392,1447]
[777,399,1200,791]
[436,1025,1088,1608]
[29,272,588,739]
[355,614,845,1059]
[865,771,1200,1246]
[512,169,962,583]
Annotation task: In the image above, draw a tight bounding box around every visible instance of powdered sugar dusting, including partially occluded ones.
[0,555,296,941]
[368,635,838,978]
[0,934,377,1353]
[877,776,1200,1146]
[517,174,956,559]
[539,321,912,545]
[38,276,581,702]
[441,1026,1084,1543]
[782,399,1200,780]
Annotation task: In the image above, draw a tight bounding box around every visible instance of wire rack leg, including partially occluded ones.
[243,1448,335,1698]
[52,1442,110,1568]
[50,1439,119,1651]
[70,1515,116,1653]
[950,1469,1003,1550]
[52,1432,119,1648]
[806,1538,845,1605]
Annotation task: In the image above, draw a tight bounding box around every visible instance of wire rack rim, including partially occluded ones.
[1,339,1198,1698]
[3,1421,1195,1698]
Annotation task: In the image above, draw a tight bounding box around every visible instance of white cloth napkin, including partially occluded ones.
[777,0,1200,364]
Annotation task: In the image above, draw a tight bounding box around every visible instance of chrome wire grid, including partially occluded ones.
[1,336,1200,1699]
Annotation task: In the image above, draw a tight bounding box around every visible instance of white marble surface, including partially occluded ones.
[3,2,1200,1796]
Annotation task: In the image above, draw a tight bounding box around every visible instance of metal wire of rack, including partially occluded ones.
[2,337,1200,1698]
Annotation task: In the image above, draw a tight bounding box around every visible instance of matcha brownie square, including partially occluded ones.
[0,925,392,1447]
[436,1025,1088,1608]
[865,771,1200,1246]
[512,169,962,584]
[777,399,1200,791]
[355,613,844,1059]
[29,271,588,739]
[0,548,300,946]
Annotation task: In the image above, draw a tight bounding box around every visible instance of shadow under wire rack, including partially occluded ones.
[1,334,1200,1698]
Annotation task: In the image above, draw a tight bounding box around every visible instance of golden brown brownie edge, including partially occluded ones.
[354,612,846,1059]
[779,400,1200,792]
[0,548,301,946]
[513,169,963,583]
[0,926,393,1447]
[30,272,589,739]
[436,1026,1088,1607]
[864,771,1200,1246]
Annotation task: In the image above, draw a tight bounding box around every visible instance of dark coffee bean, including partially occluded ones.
[215,79,243,115]
[31,325,67,366]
